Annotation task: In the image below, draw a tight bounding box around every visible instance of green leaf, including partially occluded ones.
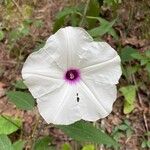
[145,50,150,58]
[53,7,78,32]
[147,141,150,148]
[13,80,27,89]
[56,7,76,19]
[0,30,4,41]
[82,145,95,150]
[112,132,123,141]
[53,17,66,33]
[33,136,53,150]
[86,16,118,39]
[0,115,22,135]
[141,140,147,148]
[120,86,136,114]
[0,134,12,150]
[57,120,119,149]
[126,129,133,137]
[140,59,149,66]
[117,124,128,131]
[120,86,136,104]
[70,13,80,26]
[124,66,138,78]
[12,140,25,150]
[86,0,99,28]
[131,53,145,60]
[120,46,138,62]
[23,19,33,25]
[7,91,35,110]
[19,26,29,36]
[146,63,150,73]
[124,99,135,114]
[87,0,99,17]
[144,131,150,136]
[61,143,72,150]
[88,19,117,37]
[9,29,20,42]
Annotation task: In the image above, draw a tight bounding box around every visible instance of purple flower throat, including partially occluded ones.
[64,68,80,84]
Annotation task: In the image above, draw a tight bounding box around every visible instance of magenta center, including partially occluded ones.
[64,69,80,83]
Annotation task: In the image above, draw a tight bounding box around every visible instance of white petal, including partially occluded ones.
[78,79,117,121]
[80,42,122,84]
[37,84,81,125]
[22,48,64,98]
[44,26,93,69]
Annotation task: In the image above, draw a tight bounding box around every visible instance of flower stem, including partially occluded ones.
[79,0,90,27]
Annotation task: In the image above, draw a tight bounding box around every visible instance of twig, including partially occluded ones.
[132,74,149,132]
[11,0,24,17]
[79,0,90,27]
[30,110,40,149]
[0,60,17,64]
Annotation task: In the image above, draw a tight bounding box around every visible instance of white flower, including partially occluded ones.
[22,26,122,125]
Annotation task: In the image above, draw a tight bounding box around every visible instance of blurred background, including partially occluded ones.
[0,0,150,150]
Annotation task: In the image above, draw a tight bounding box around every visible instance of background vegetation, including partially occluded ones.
[0,0,149,149]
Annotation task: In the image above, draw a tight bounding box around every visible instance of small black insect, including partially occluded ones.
[77,93,80,102]
[77,97,80,102]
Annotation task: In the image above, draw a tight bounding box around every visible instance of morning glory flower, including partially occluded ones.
[22,26,122,125]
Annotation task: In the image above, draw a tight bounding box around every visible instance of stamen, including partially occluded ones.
[64,68,80,84]
[70,73,75,79]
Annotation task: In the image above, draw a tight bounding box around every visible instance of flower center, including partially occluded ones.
[64,69,80,83]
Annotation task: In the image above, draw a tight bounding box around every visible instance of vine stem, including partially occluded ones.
[79,0,90,27]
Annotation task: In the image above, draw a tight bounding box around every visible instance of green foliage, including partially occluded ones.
[57,120,119,149]
[0,134,12,150]
[120,85,136,114]
[53,7,79,32]
[122,65,139,79]
[120,46,138,63]
[53,3,117,38]
[131,50,150,73]
[88,18,117,38]
[33,136,53,150]
[82,145,95,150]
[141,131,150,149]
[86,0,100,28]
[86,16,118,39]
[13,80,27,89]
[0,115,22,135]
[141,140,150,148]
[2,1,149,149]
[0,135,25,150]
[61,143,72,150]
[0,30,4,41]
[121,47,150,80]
[9,23,30,43]
[34,20,44,28]
[7,91,35,110]
[112,120,134,141]
[12,140,25,150]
